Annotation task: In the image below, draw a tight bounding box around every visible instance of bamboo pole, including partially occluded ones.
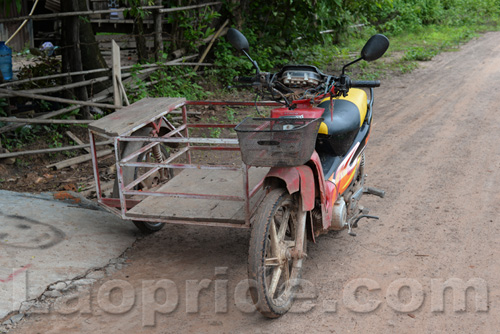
[159,2,221,13]
[0,58,209,88]
[0,88,119,109]
[194,19,229,72]
[1,76,110,96]
[0,6,164,23]
[0,117,92,124]
[117,79,130,106]
[0,68,110,88]
[5,0,40,45]
[0,140,113,159]
[0,94,109,135]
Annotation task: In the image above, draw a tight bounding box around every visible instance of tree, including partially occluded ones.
[124,0,155,63]
[61,0,109,119]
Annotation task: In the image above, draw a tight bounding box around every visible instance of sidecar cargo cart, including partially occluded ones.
[88,97,280,228]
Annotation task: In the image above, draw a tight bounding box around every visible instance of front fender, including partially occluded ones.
[265,166,315,211]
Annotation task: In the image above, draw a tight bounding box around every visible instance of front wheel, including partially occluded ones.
[248,188,307,318]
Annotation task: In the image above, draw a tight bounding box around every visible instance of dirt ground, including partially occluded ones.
[5,31,500,333]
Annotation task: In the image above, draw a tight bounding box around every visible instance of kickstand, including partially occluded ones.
[348,215,379,236]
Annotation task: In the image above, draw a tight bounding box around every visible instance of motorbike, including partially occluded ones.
[228,28,389,318]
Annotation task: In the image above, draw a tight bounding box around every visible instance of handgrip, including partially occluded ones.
[351,80,380,88]
[234,76,257,83]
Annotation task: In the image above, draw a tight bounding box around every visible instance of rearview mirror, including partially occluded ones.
[361,34,390,61]
[227,28,250,53]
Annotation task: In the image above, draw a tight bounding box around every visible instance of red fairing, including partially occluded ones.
[265,165,315,211]
[271,103,325,119]
[307,151,336,230]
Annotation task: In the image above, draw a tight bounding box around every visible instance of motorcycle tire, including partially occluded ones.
[248,188,307,318]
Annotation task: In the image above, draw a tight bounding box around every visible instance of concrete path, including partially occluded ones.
[0,190,136,320]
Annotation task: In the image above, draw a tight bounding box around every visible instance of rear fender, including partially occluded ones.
[264,166,315,211]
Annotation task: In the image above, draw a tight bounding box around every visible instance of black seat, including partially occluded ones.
[318,99,361,136]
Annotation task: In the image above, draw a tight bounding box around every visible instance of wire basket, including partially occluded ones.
[235,117,323,167]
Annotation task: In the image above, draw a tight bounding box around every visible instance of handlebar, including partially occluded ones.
[350,80,380,88]
[230,72,381,105]
[234,76,258,84]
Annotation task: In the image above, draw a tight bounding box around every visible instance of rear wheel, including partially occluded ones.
[248,188,307,318]
[112,128,174,234]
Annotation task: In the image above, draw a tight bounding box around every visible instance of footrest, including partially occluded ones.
[364,187,385,198]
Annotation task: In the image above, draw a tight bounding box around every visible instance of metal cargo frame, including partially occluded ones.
[88,98,281,228]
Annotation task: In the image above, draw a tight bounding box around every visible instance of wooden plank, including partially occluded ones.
[88,97,186,137]
[65,131,90,152]
[112,40,122,108]
[46,148,113,169]
[128,167,268,223]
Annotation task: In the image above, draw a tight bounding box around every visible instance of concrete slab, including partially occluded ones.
[0,190,136,319]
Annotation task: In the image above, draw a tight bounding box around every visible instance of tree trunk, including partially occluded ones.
[62,0,91,119]
[153,0,163,62]
[134,16,148,63]
[77,0,110,94]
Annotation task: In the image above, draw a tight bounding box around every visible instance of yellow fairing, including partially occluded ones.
[320,88,368,127]
[319,122,328,135]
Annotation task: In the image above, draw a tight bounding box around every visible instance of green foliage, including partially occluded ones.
[209,127,222,138]
[165,3,221,52]
[367,0,500,35]
[123,0,155,18]
[403,46,439,61]
[225,108,236,123]
[126,61,207,103]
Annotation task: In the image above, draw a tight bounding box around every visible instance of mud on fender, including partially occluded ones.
[264,166,315,211]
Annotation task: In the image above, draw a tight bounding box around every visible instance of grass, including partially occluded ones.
[292,20,500,81]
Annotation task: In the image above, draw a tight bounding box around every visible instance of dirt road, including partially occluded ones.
[8,31,500,333]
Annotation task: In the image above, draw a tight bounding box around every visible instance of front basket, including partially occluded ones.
[235,117,322,167]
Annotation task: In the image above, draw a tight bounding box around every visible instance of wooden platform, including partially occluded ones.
[89,97,186,137]
[127,167,269,224]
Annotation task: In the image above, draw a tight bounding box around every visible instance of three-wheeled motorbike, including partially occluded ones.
[88,28,389,319]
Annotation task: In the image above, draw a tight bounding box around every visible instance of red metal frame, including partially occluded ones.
[89,100,276,228]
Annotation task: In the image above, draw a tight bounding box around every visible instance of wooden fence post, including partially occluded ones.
[112,40,123,108]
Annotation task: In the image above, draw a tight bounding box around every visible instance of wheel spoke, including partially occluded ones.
[270,217,280,256]
[269,266,282,297]
[284,259,290,291]
[264,257,280,267]
[277,208,290,240]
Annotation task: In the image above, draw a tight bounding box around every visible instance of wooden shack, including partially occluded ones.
[0,0,31,51]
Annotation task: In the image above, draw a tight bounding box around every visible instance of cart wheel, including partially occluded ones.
[111,128,174,234]
[248,188,307,318]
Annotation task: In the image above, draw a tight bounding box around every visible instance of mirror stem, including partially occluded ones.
[242,49,260,74]
[342,57,362,75]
